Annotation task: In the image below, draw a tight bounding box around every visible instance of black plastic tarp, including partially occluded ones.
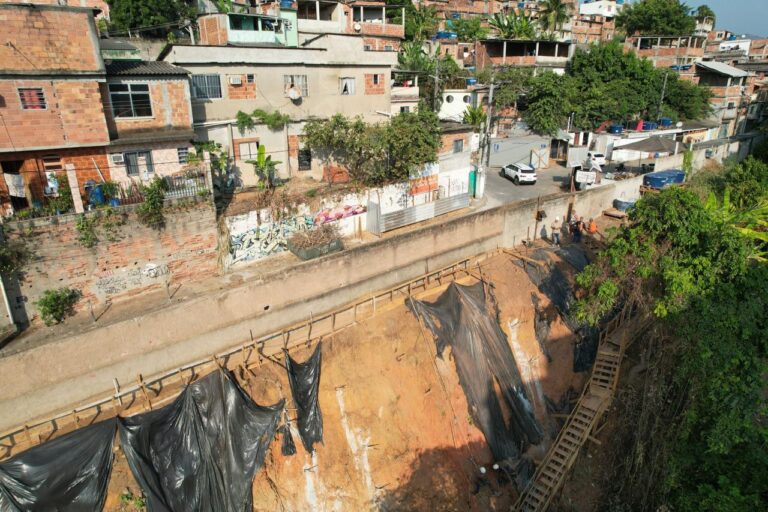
[408,282,543,462]
[0,419,116,512]
[119,370,283,512]
[284,344,323,453]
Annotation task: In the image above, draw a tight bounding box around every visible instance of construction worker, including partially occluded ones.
[550,216,562,247]
[588,218,598,235]
[573,216,585,243]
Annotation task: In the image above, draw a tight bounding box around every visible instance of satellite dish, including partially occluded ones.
[287,86,302,100]
[353,22,362,32]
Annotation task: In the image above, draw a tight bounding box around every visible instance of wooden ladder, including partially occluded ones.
[514,305,632,512]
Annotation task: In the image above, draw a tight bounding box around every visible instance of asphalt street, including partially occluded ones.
[483,162,572,209]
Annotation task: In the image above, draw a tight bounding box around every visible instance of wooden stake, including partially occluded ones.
[137,374,152,410]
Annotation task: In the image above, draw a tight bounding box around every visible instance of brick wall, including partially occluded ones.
[0,79,110,150]
[3,198,219,320]
[440,132,470,156]
[364,73,386,95]
[0,4,101,73]
[0,148,110,212]
[226,75,257,100]
[422,0,499,16]
[198,15,228,46]
[360,22,405,38]
[363,37,401,51]
[104,79,193,139]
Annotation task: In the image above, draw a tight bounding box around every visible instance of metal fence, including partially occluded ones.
[115,174,209,206]
[366,193,470,235]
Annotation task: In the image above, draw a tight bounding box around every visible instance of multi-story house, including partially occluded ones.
[161,7,405,186]
[624,35,706,81]
[473,39,574,74]
[695,60,753,137]
[0,2,196,216]
[572,0,622,45]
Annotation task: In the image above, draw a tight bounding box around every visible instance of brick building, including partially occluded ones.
[695,61,753,137]
[624,35,707,81]
[474,39,573,73]
[0,3,196,216]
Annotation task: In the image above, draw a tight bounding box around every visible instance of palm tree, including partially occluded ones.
[705,188,768,262]
[463,105,487,128]
[489,12,537,39]
[538,0,571,36]
[397,41,435,74]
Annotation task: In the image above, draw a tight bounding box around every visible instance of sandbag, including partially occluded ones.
[0,419,116,512]
[284,344,323,453]
[119,370,283,512]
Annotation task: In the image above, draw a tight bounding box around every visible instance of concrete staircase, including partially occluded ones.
[514,305,633,512]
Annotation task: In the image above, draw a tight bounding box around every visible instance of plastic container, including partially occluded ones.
[280,0,293,8]
[465,77,478,86]
[108,197,121,207]
[88,183,105,206]
[642,121,659,131]
[608,124,623,134]
[659,117,673,127]
[435,31,458,40]
[642,169,685,189]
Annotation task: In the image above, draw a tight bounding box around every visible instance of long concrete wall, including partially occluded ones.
[0,182,622,431]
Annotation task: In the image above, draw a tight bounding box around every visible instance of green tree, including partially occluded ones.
[489,12,537,39]
[401,2,439,41]
[695,4,716,22]
[451,17,490,42]
[106,0,196,35]
[537,0,571,36]
[462,105,487,128]
[247,144,281,189]
[522,72,577,135]
[486,66,532,110]
[615,0,696,36]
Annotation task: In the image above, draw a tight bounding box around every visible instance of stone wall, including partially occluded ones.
[2,198,218,324]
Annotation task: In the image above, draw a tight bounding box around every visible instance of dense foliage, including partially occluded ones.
[106,0,196,35]
[488,12,537,39]
[399,1,439,41]
[575,150,768,510]
[35,287,80,326]
[303,107,441,187]
[537,0,571,35]
[451,17,489,42]
[507,41,711,135]
[615,0,696,36]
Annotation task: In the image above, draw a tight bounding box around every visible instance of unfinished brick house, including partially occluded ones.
[624,35,706,82]
[0,2,195,216]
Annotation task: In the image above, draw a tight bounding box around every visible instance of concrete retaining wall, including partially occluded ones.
[0,182,622,431]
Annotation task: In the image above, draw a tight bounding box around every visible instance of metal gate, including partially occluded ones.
[366,193,470,235]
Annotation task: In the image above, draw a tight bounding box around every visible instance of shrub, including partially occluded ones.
[136,177,167,228]
[288,223,340,250]
[35,287,80,326]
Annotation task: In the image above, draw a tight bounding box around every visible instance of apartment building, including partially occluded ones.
[624,35,706,81]
[572,0,620,45]
[474,39,574,74]
[695,61,753,137]
[162,7,404,186]
[0,3,195,215]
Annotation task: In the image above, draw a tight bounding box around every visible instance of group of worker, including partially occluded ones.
[549,212,597,247]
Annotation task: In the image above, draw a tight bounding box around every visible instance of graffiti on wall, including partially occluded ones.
[95,263,170,297]
[313,204,366,225]
[229,216,313,264]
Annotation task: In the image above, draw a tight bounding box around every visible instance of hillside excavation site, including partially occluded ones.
[0,243,648,511]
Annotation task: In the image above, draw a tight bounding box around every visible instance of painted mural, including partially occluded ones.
[313,204,366,225]
[229,216,313,264]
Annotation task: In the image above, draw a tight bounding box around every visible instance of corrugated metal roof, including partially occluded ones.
[99,39,138,51]
[106,61,189,76]
[696,60,751,77]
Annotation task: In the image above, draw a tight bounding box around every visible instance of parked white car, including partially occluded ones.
[587,152,606,166]
[503,163,537,185]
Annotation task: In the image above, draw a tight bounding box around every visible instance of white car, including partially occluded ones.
[503,163,537,185]
[587,152,606,166]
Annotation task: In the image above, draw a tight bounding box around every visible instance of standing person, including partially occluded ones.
[588,218,598,235]
[573,216,585,243]
[550,216,563,247]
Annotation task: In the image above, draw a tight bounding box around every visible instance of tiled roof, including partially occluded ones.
[106,61,189,76]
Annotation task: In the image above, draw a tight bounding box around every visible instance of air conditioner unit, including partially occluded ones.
[229,76,242,85]
[110,153,124,164]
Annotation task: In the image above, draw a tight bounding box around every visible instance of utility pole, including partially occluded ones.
[433,53,440,112]
[483,80,495,172]
[657,71,669,119]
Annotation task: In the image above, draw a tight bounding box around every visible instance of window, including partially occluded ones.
[373,74,380,85]
[109,83,152,118]
[284,75,308,97]
[238,141,260,160]
[727,102,736,109]
[400,106,410,113]
[384,45,393,51]
[298,148,312,171]
[124,151,154,176]
[453,139,464,153]
[340,77,356,95]
[177,147,189,164]
[445,95,454,103]
[463,95,471,104]
[18,88,46,110]
[191,74,222,99]
[246,74,255,84]
[364,44,372,51]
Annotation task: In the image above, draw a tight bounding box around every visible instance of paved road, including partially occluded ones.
[483,163,572,209]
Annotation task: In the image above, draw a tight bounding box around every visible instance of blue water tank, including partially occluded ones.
[608,124,623,134]
[435,31,458,40]
[280,0,293,8]
[613,198,636,211]
[659,117,673,127]
[466,77,478,86]
[89,184,106,206]
[642,121,659,131]
[643,169,685,189]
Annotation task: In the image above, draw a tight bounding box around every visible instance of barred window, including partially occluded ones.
[177,147,189,164]
[190,74,222,99]
[283,75,308,97]
[124,151,154,176]
[109,83,152,117]
[18,88,46,110]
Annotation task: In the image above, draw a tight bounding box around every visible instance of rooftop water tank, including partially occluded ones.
[659,117,673,127]
[643,169,685,189]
